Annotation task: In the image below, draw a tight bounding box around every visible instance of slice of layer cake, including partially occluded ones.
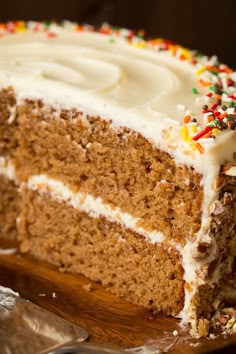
[0,21,235,336]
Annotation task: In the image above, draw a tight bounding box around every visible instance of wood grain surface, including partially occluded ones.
[0,239,236,353]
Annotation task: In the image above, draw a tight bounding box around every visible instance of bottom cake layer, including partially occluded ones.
[18,188,185,316]
[0,174,18,239]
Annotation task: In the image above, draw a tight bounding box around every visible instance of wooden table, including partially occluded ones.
[0,239,236,353]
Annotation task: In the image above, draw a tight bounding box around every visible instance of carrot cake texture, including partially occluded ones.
[0,21,235,337]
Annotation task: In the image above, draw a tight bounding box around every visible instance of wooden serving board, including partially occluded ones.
[0,239,236,354]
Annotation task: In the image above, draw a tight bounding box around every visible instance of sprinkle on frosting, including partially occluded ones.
[192,88,198,95]
[0,20,235,155]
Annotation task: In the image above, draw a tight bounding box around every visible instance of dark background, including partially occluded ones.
[1,0,236,68]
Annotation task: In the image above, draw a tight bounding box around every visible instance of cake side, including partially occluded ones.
[179,165,236,335]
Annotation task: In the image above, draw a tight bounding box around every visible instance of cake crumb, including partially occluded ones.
[209,333,217,340]
[38,293,46,297]
[197,318,209,337]
[190,342,200,347]
[173,330,178,336]
[52,292,57,298]
[82,283,92,292]
[211,307,236,335]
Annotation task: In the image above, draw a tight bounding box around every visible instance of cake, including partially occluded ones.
[0,21,235,337]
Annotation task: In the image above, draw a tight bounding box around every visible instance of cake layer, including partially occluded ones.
[18,187,184,316]
[14,97,203,243]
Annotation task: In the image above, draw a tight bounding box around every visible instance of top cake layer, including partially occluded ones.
[0,21,235,177]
